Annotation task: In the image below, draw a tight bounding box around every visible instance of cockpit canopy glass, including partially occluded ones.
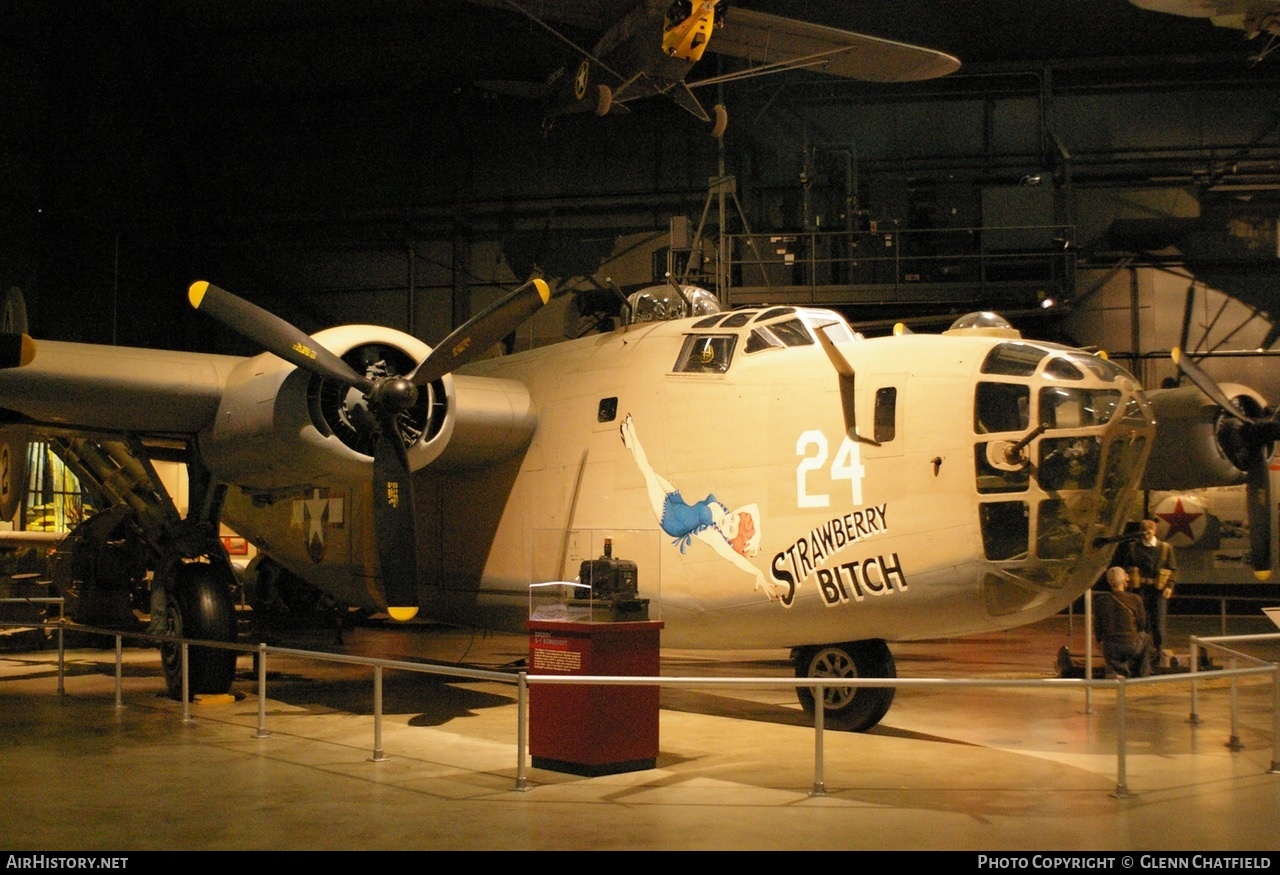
[744,318,815,353]
[672,308,853,373]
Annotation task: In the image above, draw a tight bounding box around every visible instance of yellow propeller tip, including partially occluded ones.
[1253,570,1272,582]
[1171,347,1183,363]
[532,277,551,305]
[188,281,210,308]
[19,335,35,367]
[892,322,908,336]
[387,606,419,622]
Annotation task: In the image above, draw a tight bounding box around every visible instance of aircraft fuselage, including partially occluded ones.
[222,307,1156,650]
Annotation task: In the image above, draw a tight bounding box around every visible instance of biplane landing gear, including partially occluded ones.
[710,103,728,138]
[158,563,237,700]
[594,83,613,116]
[793,638,896,732]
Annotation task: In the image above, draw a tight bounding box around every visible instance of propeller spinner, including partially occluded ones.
[1171,347,1279,579]
[190,277,551,619]
[0,333,35,369]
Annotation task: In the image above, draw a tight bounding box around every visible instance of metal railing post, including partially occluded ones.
[1271,665,1279,774]
[370,664,387,762]
[181,642,191,723]
[254,642,270,739]
[515,672,529,791]
[1227,655,1244,751]
[1189,636,1201,725]
[811,683,827,797]
[1112,677,1132,798]
[114,635,123,709]
[1084,590,1094,714]
[56,621,65,697]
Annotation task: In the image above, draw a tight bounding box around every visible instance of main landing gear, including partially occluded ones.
[156,562,238,700]
[793,638,897,732]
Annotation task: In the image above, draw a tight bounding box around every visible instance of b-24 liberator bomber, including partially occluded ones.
[0,280,1273,732]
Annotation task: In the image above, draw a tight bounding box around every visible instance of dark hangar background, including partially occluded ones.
[5,0,1280,396]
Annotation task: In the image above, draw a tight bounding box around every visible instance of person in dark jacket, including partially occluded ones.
[1094,566,1154,678]
[1115,519,1176,665]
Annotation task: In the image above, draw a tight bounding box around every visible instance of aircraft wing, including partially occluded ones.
[1129,0,1280,35]
[706,8,960,83]
[470,1,959,82]
[0,340,240,436]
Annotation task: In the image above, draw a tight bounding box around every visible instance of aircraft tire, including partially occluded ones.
[160,563,238,700]
[710,103,728,138]
[794,639,896,732]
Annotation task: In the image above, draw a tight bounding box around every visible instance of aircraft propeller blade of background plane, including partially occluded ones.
[1171,347,1251,424]
[409,278,550,388]
[0,333,35,369]
[1173,347,1279,578]
[189,281,374,392]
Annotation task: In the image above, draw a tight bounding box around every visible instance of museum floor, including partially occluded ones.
[0,612,1276,852]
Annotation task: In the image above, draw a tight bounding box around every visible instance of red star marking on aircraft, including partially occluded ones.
[1157,498,1204,541]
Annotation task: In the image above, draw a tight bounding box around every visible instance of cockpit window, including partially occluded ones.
[744,318,814,353]
[674,334,736,373]
[720,311,756,328]
[981,343,1048,377]
[755,307,796,321]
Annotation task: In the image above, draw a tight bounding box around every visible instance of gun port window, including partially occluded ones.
[975,443,1031,494]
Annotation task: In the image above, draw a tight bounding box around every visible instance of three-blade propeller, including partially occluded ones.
[1172,347,1279,579]
[189,277,551,618]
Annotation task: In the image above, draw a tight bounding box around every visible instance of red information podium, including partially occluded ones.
[526,619,663,776]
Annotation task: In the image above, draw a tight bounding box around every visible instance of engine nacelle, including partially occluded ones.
[199,325,536,495]
[1142,382,1271,491]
